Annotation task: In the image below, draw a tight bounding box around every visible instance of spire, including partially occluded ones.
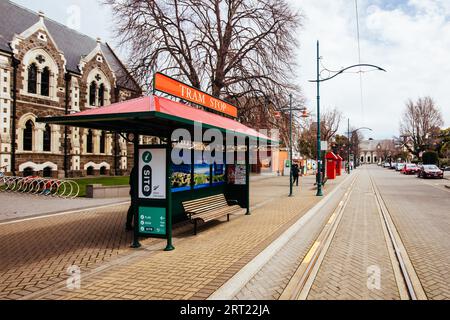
[38,11,45,23]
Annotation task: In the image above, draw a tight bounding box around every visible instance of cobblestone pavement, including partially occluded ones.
[371,166,450,300]
[26,175,343,300]
[0,174,339,300]
[307,168,400,300]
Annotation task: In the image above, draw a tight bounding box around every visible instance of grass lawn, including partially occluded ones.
[70,176,130,197]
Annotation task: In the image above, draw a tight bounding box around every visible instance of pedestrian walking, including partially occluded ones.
[292,164,300,187]
[126,166,137,231]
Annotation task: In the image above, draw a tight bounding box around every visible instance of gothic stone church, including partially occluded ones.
[0,1,141,178]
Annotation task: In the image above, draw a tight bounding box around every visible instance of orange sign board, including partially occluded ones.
[154,73,238,118]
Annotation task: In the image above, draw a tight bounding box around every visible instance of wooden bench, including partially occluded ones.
[182,194,245,235]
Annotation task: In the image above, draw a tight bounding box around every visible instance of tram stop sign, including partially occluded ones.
[139,207,167,236]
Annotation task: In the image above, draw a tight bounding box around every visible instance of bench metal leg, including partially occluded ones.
[227,214,230,222]
[194,220,197,236]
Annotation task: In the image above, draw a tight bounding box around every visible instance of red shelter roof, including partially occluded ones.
[38,95,274,142]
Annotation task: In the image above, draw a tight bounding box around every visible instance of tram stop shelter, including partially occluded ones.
[37,73,275,251]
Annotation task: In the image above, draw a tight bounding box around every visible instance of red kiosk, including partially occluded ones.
[325,152,339,180]
[336,154,343,176]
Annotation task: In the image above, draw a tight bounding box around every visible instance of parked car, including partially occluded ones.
[396,163,406,171]
[401,163,419,175]
[383,162,391,168]
[417,165,444,179]
[389,162,397,170]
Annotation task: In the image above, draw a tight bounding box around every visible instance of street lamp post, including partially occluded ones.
[347,120,373,173]
[289,94,293,197]
[277,100,307,197]
[315,42,323,196]
[309,41,386,196]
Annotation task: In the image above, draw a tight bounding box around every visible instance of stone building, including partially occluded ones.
[0,1,141,177]
[359,139,385,164]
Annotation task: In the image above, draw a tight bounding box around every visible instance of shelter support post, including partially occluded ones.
[245,137,250,215]
[164,132,175,251]
[131,132,141,248]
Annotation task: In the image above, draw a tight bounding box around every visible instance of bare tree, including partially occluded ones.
[400,96,444,157]
[321,108,343,142]
[104,0,302,117]
[347,128,365,164]
[379,139,396,161]
[297,107,343,159]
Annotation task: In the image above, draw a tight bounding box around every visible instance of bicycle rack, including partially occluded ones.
[0,176,80,199]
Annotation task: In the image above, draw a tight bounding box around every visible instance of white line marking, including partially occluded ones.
[0,201,130,226]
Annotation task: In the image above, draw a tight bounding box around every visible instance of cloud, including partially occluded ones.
[289,0,450,139]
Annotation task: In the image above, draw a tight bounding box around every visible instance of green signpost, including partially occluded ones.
[132,143,174,251]
[139,207,167,236]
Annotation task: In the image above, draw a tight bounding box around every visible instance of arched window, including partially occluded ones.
[43,124,51,152]
[86,166,94,176]
[23,120,34,151]
[100,166,107,176]
[89,81,97,106]
[27,63,38,94]
[100,131,106,154]
[361,156,364,163]
[86,130,93,153]
[43,167,52,178]
[98,84,105,106]
[41,67,50,96]
[23,167,34,177]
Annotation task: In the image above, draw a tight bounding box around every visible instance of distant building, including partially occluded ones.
[359,139,386,164]
[0,1,141,177]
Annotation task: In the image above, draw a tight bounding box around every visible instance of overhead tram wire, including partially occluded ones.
[355,0,366,126]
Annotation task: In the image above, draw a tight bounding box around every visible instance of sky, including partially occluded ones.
[11,0,450,140]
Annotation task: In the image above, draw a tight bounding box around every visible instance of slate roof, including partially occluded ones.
[360,139,382,152]
[0,0,140,92]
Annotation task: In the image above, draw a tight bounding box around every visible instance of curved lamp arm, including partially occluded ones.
[309,64,386,83]
[353,127,373,133]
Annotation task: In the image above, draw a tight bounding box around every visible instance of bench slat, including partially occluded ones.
[182,194,243,234]
[183,195,227,208]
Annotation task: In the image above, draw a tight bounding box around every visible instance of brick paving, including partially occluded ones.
[0,174,334,300]
[234,175,354,300]
[0,204,134,300]
[371,167,450,300]
[25,175,342,300]
[307,169,401,300]
[0,192,128,222]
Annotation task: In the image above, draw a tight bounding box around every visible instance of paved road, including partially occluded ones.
[227,165,449,300]
[370,165,450,300]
